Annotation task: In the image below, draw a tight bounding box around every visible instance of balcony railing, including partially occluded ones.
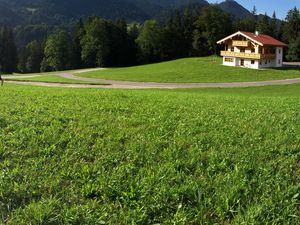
[221,51,276,60]
[232,40,249,47]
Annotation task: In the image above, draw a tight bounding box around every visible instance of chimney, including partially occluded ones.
[255,31,259,36]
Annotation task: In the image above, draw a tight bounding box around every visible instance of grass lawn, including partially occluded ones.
[79,57,300,83]
[0,83,300,224]
[5,75,108,85]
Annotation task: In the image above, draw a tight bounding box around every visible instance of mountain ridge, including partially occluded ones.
[218,0,252,19]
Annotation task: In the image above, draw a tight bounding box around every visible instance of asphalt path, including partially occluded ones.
[3,67,300,89]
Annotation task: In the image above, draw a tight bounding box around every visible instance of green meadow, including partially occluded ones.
[1,83,300,224]
[79,57,300,83]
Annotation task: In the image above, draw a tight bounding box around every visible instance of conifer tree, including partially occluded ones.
[283,7,300,61]
[70,19,85,69]
[283,7,300,43]
[194,5,232,55]
[257,13,271,35]
[182,9,196,56]
[270,11,278,38]
[114,17,130,66]
[0,26,18,73]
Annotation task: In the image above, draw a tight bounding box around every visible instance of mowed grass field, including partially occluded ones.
[1,84,300,224]
[79,57,300,83]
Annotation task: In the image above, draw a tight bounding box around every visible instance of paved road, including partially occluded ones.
[283,62,300,67]
[4,70,300,89]
[3,75,41,79]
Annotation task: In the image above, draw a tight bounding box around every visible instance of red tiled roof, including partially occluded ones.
[217,31,287,47]
[240,31,287,47]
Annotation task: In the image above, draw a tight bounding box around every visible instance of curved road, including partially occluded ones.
[4,72,300,89]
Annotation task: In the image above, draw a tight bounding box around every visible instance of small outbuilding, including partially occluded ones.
[217,31,287,69]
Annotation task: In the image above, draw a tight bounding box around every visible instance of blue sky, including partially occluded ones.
[207,0,299,20]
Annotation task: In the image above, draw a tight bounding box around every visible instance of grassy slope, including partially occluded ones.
[178,83,300,97]
[79,57,300,83]
[1,84,300,224]
[5,75,107,85]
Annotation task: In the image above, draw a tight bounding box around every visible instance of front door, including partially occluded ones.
[240,59,244,66]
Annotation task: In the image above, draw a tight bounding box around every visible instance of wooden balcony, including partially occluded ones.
[260,54,277,59]
[221,51,276,60]
[232,40,249,47]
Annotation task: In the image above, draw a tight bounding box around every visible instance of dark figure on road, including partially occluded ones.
[0,66,3,86]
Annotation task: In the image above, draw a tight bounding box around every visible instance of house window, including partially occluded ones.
[251,60,255,64]
[265,60,267,64]
[231,47,234,52]
[278,59,281,64]
[251,48,255,53]
[259,61,262,65]
[272,48,276,54]
[279,49,281,54]
[225,57,234,62]
[240,48,245,53]
[241,59,244,66]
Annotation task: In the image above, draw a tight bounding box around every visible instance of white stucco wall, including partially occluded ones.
[223,57,235,66]
[258,59,276,68]
[223,57,259,69]
[275,47,283,67]
[243,59,259,69]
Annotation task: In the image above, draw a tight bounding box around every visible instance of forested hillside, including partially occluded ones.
[0,0,258,27]
[0,0,253,48]
[0,0,209,25]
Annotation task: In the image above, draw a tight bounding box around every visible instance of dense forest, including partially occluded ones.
[0,5,299,74]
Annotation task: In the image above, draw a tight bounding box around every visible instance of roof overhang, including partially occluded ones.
[217,31,264,46]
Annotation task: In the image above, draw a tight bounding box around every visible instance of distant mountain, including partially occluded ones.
[218,0,252,19]
[127,0,209,9]
[0,0,149,25]
[0,0,209,26]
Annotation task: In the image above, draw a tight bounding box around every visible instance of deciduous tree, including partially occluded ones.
[41,30,71,71]
[80,17,110,67]
[136,20,161,63]
[19,40,44,73]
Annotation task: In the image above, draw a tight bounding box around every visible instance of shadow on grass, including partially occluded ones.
[272,65,300,71]
[4,79,111,86]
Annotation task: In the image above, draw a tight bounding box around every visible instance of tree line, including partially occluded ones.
[0,5,300,74]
